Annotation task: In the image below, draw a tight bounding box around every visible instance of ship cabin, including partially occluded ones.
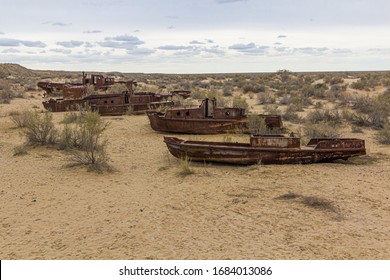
[82,73,114,87]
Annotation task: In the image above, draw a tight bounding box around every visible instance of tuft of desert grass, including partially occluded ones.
[177,155,194,177]
[13,145,28,156]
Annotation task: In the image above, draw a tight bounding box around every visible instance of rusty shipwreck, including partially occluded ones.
[38,72,135,97]
[164,135,366,164]
[147,98,282,134]
[39,73,190,115]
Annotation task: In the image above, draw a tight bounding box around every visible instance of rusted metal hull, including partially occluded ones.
[42,100,175,115]
[42,91,178,116]
[43,98,86,112]
[37,73,137,96]
[42,99,129,116]
[148,111,282,134]
[164,136,366,164]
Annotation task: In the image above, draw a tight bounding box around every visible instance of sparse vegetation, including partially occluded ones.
[106,83,128,94]
[23,111,57,146]
[177,155,194,176]
[66,111,111,172]
[248,115,271,135]
[376,124,390,144]
[232,95,249,111]
[306,109,342,125]
[13,145,28,156]
[9,110,31,128]
[0,80,16,104]
[302,122,342,139]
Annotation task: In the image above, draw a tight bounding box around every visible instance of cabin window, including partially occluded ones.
[225,111,230,116]
[104,100,107,104]
[176,112,181,116]
[111,100,114,103]
[185,111,190,116]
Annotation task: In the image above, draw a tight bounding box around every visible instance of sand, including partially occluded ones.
[1,96,390,260]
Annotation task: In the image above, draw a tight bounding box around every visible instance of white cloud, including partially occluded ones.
[83,30,103,34]
[50,48,72,54]
[42,21,71,27]
[229,43,269,55]
[189,40,205,45]
[2,48,20,53]
[157,45,193,51]
[0,38,46,48]
[98,35,145,50]
[56,41,84,48]
[293,47,329,55]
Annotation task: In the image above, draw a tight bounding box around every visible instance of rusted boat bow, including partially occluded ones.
[164,135,366,164]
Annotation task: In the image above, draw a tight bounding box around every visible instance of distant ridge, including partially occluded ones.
[0,63,35,79]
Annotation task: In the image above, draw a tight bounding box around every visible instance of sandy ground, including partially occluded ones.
[1,96,390,260]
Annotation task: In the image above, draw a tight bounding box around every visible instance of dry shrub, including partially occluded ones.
[257,92,275,104]
[23,111,57,146]
[58,124,82,150]
[65,111,111,172]
[0,89,14,104]
[376,124,390,144]
[232,95,249,111]
[248,115,270,135]
[9,110,31,128]
[178,155,194,177]
[263,104,281,115]
[306,109,342,124]
[60,104,91,124]
[283,105,302,123]
[106,83,128,94]
[0,80,15,103]
[13,145,28,156]
[303,122,342,139]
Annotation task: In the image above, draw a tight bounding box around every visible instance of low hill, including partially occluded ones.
[0,63,36,79]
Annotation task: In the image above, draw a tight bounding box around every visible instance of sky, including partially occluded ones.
[0,0,389,73]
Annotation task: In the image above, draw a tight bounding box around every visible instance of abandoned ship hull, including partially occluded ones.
[163,137,366,164]
[148,112,281,134]
[43,100,129,116]
[148,113,246,134]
